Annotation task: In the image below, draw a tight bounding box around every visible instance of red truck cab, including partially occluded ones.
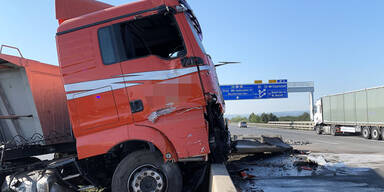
[56,0,228,191]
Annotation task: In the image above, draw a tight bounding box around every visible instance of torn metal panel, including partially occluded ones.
[148,107,176,123]
[232,140,286,154]
[231,136,292,154]
[260,136,293,151]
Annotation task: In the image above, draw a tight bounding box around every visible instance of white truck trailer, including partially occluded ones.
[314,86,384,139]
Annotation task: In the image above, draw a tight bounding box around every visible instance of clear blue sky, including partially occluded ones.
[1,0,383,115]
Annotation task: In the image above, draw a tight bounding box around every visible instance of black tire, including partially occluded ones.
[112,150,182,192]
[362,127,371,139]
[315,125,322,135]
[0,174,5,189]
[371,127,381,140]
[211,113,230,163]
[381,128,384,140]
[330,125,337,136]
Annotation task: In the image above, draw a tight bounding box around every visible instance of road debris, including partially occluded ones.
[284,139,311,145]
[231,135,293,154]
[239,170,256,179]
[227,151,384,192]
[299,166,313,171]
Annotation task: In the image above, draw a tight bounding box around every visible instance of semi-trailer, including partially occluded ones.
[314,86,384,140]
[0,0,233,191]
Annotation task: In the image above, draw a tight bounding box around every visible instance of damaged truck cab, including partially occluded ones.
[55,0,228,190]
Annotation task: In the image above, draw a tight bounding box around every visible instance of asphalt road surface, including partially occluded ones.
[229,124,384,192]
[229,124,384,154]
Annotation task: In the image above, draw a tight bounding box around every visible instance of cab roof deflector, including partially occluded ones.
[55,0,113,24]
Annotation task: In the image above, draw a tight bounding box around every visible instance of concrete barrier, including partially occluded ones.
[210,164,237,192]
[267,121,314,130]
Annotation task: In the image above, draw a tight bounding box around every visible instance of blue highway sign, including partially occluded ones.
[220,83,288,100]
[276,79,287,83]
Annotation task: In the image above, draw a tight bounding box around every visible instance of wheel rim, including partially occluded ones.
[128,164,166,192]
[373,130,378,138]
[363,129,369,137]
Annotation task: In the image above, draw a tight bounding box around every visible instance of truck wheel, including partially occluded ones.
[381,128,384,140]
[330,125,337,136]
[112,150,182,192]
[371,127,381,140]
[362,127,371,139]
[315,125,322,135]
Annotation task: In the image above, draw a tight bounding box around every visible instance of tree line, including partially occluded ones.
[230,112,310,123]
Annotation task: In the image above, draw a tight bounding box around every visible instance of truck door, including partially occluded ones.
[62,27,134,135]
[109,13,206,123]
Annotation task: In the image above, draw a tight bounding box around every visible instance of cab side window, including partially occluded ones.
[98,14,186,65]
[98,27,118,65]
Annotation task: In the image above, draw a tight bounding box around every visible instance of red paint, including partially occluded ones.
[56,0,224,161]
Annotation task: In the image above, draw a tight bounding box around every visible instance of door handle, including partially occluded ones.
[130,100,144,113]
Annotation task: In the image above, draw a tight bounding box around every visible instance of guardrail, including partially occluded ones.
[244,121,314,130]
[210,164,237,192]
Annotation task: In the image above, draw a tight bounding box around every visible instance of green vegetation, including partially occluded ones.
[230,116,248,122]
[249,112,278,123]
[230,112,310,123]
[278,112,310,121]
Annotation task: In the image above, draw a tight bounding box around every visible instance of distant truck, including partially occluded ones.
[0,0,231,191]
[314,86,384,140]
